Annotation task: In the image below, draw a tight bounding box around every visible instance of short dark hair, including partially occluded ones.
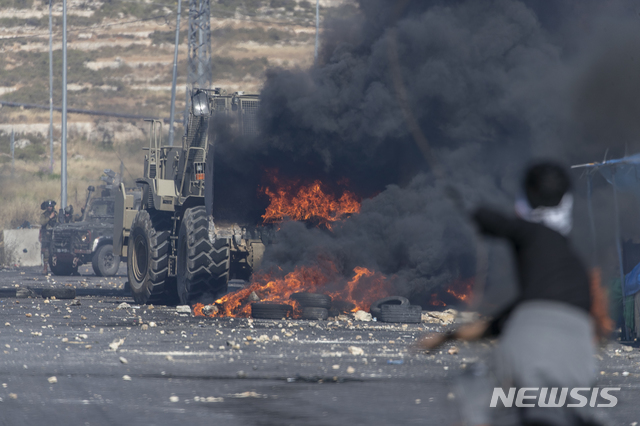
[524,161,571,208]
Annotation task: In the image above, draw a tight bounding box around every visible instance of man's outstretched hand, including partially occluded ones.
[411,320,489,353]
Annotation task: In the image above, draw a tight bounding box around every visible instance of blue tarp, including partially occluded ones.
[574,153,640,194]
[625,262,640,297]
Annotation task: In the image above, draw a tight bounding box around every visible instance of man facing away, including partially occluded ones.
[417,162,606,426]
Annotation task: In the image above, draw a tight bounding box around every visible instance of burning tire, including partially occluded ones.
[301,307,329,320]
[251,302,293,319]
[177,206,230,305]
[369,296,410,318]
[290,292,332,309]
[92,244,120,277]
[127,210,172,304]
[377,304,422,323]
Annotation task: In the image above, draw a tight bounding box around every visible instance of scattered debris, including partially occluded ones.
[15,288,35,298]
[176,305,191,313]
[248,291,260,302]
[448,346,459,355]
[119,357,128,364]
[231,391,263,398]
[348,346,364,356]
[421,309,458,325]
[346,366,355,374]
[116,302,131,310]
[170,396,179,403]
[332,364,340,370]
[621,345,634,352]
[9,393,17,399]
[387,359,404,365]
[47,376,57,384]
[149,322,157,327]
[122,375,131,381]
[202,304,218,316]
[141,324,149,331]
[109,338,125,351]
[353,310,372,322]
[194,396,223,402]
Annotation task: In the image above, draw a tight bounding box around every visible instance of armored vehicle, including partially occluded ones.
[114,89,265,305]
[50,173,141,276]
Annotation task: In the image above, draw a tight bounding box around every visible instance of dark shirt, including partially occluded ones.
[473,207,591,335]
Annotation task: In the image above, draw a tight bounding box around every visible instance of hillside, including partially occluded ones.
[0,0,357,229]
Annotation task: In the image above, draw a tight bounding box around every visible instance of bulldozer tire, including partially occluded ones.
[177,206,229,305]
[49,257,77,276]
[92,244,120,277]
[127,210,172,304]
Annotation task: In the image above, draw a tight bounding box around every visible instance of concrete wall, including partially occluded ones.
[2,229,41,267]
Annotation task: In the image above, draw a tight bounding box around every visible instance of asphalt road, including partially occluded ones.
[0,265,638,425]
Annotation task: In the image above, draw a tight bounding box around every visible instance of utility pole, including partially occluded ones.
[61,0,68,209]
[185,0,212,122]
[10,128,14,177]
[48,0,54,173]
[314,0,319,63]
[168,0,183,146]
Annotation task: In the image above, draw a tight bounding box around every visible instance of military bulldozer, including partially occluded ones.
[114,89,265,305]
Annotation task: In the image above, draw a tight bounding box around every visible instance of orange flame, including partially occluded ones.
[192,259,394,318]
[428,278,474,307]
[446,278,473,303]
[260,170,360,229]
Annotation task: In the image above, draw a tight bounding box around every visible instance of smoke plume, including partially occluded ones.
[213,0,640,305]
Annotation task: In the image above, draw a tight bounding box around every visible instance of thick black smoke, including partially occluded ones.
[213,0,640,304]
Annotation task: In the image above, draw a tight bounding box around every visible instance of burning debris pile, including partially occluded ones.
[194,259,393,318]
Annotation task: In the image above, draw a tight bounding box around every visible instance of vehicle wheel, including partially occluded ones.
[127,210,172,304]
[290,292,332,309]
[369,296,410,318]
[49,257,77,276]
[92,244,120,277]
[377,304,422,323]
[251,303,293,319]
[301,307,329,320]
[177,206,230,305]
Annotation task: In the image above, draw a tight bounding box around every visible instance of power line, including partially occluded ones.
[0,100,179,123]
[0,3,318,42]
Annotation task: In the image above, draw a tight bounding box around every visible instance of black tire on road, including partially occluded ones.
[251,303,293,319]
[377,304,422,323]
[290,292,332,309]
[127,210,172,305]
[49,257,78,276]
[92,244,120,277]
[301,307,329,320]
[42,288,76,299]
[177,206,230,305]
[369,296,410,318]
